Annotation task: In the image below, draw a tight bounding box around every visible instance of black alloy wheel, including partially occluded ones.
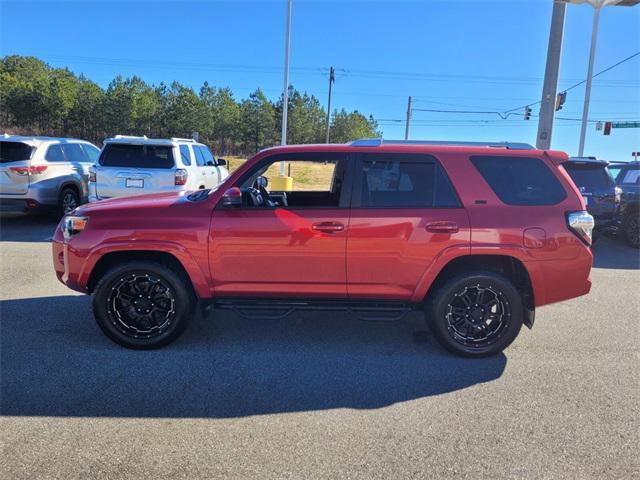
[93,261,195,349]
[427,271,523,358]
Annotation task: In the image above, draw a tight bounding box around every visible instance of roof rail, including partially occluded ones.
[350,138,534,150]
[170,137,196,143]
[114,135,148,140]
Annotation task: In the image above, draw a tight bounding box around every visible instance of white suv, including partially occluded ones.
[89,136,229,202]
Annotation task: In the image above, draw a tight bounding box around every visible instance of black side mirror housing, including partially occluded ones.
[217,158,227,166]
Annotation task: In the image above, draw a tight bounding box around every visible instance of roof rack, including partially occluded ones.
[350,138,534,150]
[170,137,196,143]
[114,135,148,140]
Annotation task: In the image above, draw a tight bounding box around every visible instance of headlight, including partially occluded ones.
[63,216,89,239]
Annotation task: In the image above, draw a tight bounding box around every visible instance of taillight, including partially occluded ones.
[566,210,595,246]
[9,165,47,175]
[175,169,188,186]
[88,166,96,182]
[614,186,622,204]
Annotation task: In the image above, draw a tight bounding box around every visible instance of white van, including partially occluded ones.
[89,136,229,202]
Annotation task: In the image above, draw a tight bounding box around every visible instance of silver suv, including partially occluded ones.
[0,135,100,215]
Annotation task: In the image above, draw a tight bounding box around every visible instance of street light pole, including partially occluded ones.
[404,96,412,140]
[280,0,292,175]
[325,66,335,143]
[536,1,567,150]
[577,5,601,156]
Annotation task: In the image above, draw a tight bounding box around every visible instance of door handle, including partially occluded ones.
[425,221,459,234]
[312,222,344,233]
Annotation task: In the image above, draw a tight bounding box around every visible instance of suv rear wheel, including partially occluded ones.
[427,271,523,357]
[92,261,195,349]
[59,187,79,216]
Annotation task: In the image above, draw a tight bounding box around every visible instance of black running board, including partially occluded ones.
[210,298,416,322]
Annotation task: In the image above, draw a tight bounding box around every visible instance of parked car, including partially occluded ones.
[0,135,100,215]
[608,160,639,248]
[53,139,594,358]
[563,157,621,237]
[89,136,229,202]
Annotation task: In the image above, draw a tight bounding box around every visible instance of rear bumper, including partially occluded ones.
[0,197,45,213]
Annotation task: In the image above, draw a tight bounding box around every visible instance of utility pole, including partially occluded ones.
[578,5,601,157]
[325,66,335,143]
[536,1,566,150]
[280,0,293,175]
[404,96,412,140]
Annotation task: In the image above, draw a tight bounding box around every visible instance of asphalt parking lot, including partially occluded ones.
[1,214,639,479]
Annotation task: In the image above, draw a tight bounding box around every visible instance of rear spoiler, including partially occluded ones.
[544,150,569,166]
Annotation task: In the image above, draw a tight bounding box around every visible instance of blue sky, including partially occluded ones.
[1,0,638,159]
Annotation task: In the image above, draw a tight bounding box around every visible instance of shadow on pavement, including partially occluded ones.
[0,214,59,243]
[592,236,640,270]
[0,295,506,419]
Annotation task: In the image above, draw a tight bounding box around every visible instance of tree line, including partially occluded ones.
[0,55,381,156]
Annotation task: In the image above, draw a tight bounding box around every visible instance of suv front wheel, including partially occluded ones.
[427,271,523,357]
[92,261,195,349]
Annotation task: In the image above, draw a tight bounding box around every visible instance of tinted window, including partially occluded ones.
[199,146,216,165]
[62,144,87,163]
[179,145,192,166]
[563,164,612,191]
[471,156,566,206]
[0,142,34,163]
[621,168,640,185]
[81,144,100,162]
[194,146,206,167]
[100,144,174,169]
[45,144,66,162]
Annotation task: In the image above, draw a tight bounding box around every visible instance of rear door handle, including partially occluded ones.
[425,221,459,234]
[312,222,344,233]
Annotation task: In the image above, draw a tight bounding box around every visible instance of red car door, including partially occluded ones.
[346,153,470,301]
[209,153,352,298]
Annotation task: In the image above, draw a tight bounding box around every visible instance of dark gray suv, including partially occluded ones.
[0,135,100,215]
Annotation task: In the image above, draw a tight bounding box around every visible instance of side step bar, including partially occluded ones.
[210,298,416,322]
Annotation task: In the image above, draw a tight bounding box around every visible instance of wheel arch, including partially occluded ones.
[421,254,536,328]
[86,249,203,299]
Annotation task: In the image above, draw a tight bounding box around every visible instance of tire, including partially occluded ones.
[92,261,195,349]
[623,212,640,249]
[426,271,523,358]
[59,187,80,216]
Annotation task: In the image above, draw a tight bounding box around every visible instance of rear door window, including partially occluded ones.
[62,144,88,163]
[563,164,612,191]
[193,146,207,167]
[100,144,174,169]
[179,145,192,166]
[357,154,460,208]
[471,156,566,205]
[45,144,66,162]
[0,142,34,163]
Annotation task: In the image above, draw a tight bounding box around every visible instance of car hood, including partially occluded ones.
[75,191,187,215]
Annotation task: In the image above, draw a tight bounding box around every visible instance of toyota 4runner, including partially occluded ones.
[52,139,594,357]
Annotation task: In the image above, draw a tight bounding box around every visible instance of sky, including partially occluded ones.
[1,0,638,159]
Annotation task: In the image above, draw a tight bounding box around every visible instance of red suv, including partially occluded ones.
[52,140,594,357]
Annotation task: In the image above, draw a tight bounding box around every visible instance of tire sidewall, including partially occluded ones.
[92,261,194,349]
[428,272,523,358]
[624,213,640,248]
[59,187,80,217]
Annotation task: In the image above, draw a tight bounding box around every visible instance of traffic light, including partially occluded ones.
[555,91,567,111]
[603,122,612,136]
[524,106,532,120]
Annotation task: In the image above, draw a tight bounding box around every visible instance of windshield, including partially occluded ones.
[0,141,35,163]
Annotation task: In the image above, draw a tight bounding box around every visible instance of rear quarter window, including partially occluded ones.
[100,144,174,169]
[471,155,566,206]
[0,142,34,163]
